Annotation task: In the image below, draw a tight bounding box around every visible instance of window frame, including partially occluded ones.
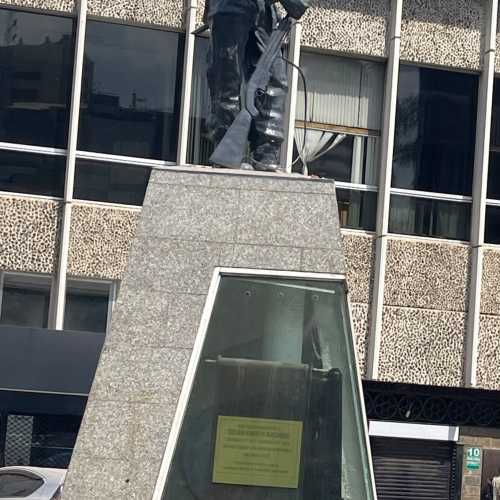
[151,267,375,500]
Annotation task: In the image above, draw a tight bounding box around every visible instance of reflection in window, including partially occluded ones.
[74,159,150,206]
[64,280,111,334]
[485,206,500,244]
[162,275,375,500]
[0,150,65,196]
[393,65,478,196]
[337,188,377,231]
[0,8,74,148]
[0,275,51,328]
[79,21,183,160]
[389,195,470,241]
[187,36,213,166]
[294,52,384,182]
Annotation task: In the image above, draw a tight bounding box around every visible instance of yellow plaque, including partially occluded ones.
[212,415,303,489]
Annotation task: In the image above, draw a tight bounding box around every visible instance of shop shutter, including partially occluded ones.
[371,437,454,500]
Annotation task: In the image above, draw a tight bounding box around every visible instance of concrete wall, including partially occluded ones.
[301,0,390,57]
[477,248,500,390]
[401,0,483,71]
[342,232,375,375]
[0,196,61,274]
[378,237,470,387]
[68,204,140,281]
[63,167,346,499]
[87,0,183,29]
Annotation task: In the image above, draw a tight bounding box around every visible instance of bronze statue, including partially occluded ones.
[204,0,309,171]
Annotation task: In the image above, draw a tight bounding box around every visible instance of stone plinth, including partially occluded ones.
[63,167,345,500]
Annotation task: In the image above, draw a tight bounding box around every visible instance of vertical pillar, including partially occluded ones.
[464,0,498,387]
[282,21,302,172]
[177,0,198,165]
[53,0,87,329]
[365,0,402,380]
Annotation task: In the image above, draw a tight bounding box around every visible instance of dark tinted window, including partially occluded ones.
[0,285,50,328]
[337,188,377,231]
[0,472,43,497]
[74,159,150,205]
[64,286,109,333]
[79,21,183,160]
[389,195,470,241]
[485,206,500,244]
[0,9,74,148]
[0,150,65,196]
[393,65,477,196]
[488,78,500,199]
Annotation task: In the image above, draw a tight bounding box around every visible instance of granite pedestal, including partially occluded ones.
[63,167,346,500]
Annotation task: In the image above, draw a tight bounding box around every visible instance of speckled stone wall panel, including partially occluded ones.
[477,314,500,390]
[87,0,183,29]
[351,302,369,376]
[0,197,61,274]
[481,248,500,316]
[301,0,390,57]
[378,305,466,387]
[342,232,374,304]
[64,168,349,499]
[196,0,204,25]
[401,0,482,70]
[0,0,74,12]
[67,204,140,280]
[384,238,470,312]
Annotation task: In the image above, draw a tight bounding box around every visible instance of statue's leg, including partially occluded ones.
[245,7,289,171]
[206,14,252,151]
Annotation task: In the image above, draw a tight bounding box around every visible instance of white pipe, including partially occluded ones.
[53,0,87,330]
[464,0,498,387]
[366,0,402,380]
[177,0,198,165]
[282,20,302,172]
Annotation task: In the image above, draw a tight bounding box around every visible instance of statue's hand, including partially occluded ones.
[279,0,310,19]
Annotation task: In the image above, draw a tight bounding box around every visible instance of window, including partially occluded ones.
[187,36,213,166]
[0,8,74,148]
[294,52,384,231]
[64,279,114,334]
[486,78,500,244]
[0,472,43,497]
[389,194,471,241]
[161,272,375,500]
[485,206,500,244]
[0,273,114,333]
[393,65,477,196]
[0,274,52,328]
[389,65,477,240]
[79,21,183,160]
[337,188,377,231]
[74,159,150,206]
[0,150,65,197]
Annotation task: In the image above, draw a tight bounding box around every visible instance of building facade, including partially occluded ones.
[0,0,500,498]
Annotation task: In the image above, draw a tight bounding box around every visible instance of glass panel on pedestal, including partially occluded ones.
[162,273,374,500]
